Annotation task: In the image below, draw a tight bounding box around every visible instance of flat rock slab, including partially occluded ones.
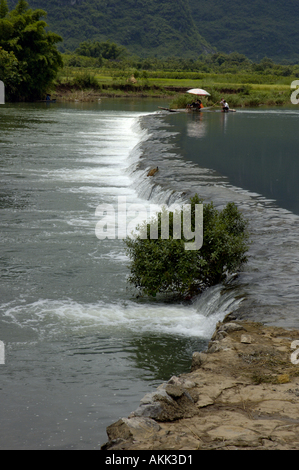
[102,320,299,450]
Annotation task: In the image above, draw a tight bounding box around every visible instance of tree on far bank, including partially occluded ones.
[0,0,63,101]
[75,40,127,61]
[0,47,21,95]
[0,0,8,18]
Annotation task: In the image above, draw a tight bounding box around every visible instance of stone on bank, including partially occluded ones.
[102,318,299,450]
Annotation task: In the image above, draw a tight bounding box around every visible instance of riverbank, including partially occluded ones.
[102,316,299,450]
[52,82,292,108]
[53,83,174,102]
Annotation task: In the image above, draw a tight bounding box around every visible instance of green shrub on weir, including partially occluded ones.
[125,195,249,299]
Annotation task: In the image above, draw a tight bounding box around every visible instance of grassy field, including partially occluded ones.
[53,65,297,107]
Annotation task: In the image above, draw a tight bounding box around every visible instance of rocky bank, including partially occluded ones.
[102,317,299,450]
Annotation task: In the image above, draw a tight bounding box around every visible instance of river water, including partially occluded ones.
[0,99,299,449]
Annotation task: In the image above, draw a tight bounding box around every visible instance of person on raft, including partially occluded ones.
[220,98,229,112]
[187,99,204,109]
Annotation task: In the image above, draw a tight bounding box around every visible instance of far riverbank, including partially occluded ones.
[52,82,294,108]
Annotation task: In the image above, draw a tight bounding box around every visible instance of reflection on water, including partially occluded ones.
[171,108,299,215]
[186,113,208,139]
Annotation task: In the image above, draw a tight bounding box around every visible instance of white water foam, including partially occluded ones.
[1,285,239,340]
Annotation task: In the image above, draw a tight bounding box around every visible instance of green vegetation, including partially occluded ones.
[62,51,299,76]
[7,0,213,57]
[75,40,127,63]
[125,195,249,300]
[55,50,298,106]
[169,83,291,109]
[0,46,21,97]
[1,2,299,104]
[189,0,299,63]
[7,0,299,63]
[0,0,63,101]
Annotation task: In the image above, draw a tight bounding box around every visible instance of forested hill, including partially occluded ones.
[189,0,299,63]
[6,0,214,57]
[7,0,299,61]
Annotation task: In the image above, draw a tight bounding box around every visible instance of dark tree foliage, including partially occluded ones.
[0,46,21,96]
[189,0,299,63]
[7,0,299,62]
[75,40,127,61]
[5,0,299,62]
[6,0,213,58]
[0,0,63,101]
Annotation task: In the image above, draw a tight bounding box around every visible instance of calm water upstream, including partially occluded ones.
[0,99,299,449]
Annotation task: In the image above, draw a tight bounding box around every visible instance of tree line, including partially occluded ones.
[0,0,63,101]
[64,48,299,78]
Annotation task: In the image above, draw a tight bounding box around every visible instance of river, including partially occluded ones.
[0,99,299,449]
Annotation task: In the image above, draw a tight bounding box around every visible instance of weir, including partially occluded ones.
[127,111,299,329]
